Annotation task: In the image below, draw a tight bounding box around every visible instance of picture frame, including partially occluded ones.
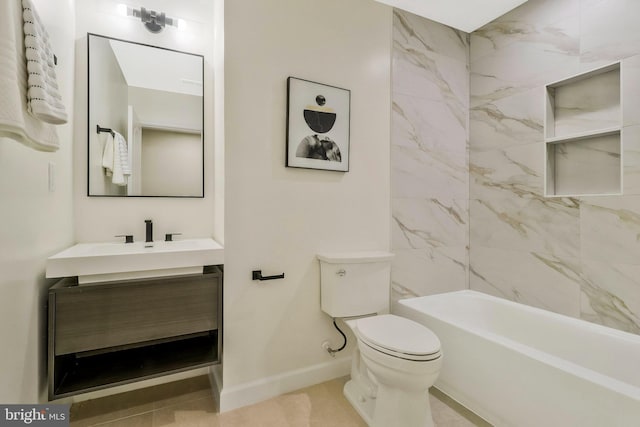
[286,77,350,172]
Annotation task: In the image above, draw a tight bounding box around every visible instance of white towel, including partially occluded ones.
[22,0,68,125]
[102,131,131,186]
[115,132,131,176]
[0,0,59,151]
[101,132,114,176]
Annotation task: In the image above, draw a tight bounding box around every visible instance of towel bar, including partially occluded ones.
[96,125,115,137]
[252,270,285,281]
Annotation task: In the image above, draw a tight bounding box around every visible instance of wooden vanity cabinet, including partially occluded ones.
[48,266,222,400]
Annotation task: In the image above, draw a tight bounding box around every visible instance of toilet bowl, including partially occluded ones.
[345,314,441,427]
[317,252,443,427]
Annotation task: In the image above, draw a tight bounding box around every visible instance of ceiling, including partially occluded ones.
[109,39,202,96]
[373,0,529,33]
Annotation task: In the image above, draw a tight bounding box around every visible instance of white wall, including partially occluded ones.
[0,0,75,403]
[127,87,201,131]
[74,0,219,243]
[141,130,202,196]
[88,36,128,196]
[223,0,392,410]
[213,0,225,243]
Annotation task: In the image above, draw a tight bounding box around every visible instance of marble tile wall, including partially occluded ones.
[469,0,640,333]
[391,0,640,335]
[391,10,469,302]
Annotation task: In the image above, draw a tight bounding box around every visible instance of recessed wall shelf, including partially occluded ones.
[545,127,620,145]
[544,62,622,197]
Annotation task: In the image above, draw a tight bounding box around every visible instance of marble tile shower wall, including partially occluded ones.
[469,0,640,333]
[390,10,470,302]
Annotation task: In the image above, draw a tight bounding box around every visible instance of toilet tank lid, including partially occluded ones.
[317,251,395,264]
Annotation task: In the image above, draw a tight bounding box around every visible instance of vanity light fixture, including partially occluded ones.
[117,3,183,33]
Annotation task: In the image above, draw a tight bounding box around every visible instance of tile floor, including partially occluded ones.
[70,376,491,426]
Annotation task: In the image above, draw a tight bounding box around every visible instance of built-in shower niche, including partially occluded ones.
[545,63,622,197]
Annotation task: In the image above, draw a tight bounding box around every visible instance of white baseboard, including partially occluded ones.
[218,357,351,412]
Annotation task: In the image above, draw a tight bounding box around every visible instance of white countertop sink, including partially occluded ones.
[46,238,224,284]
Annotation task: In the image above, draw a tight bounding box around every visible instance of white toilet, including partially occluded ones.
[317,252,442,427]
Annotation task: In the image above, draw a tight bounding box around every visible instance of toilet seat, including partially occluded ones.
[354,314,441,361]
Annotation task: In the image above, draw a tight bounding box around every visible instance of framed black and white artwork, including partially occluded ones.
[286,77,350,172]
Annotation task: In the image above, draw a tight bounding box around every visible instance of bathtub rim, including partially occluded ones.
[397,290,640,401]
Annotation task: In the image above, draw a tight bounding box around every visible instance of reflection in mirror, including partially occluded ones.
[88,34,204,197]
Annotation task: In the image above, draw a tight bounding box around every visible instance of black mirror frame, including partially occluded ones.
[87,33,205,198]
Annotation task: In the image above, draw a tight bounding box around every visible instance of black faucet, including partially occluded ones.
[145,219,153,243]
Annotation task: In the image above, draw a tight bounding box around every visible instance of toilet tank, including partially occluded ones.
[317,251,395,318]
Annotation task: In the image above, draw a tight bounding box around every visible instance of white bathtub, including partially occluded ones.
[396,290,640,427]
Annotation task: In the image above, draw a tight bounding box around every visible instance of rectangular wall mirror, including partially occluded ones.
[88,33,204,197]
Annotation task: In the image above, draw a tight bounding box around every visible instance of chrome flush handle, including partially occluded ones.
[336,269,346,277]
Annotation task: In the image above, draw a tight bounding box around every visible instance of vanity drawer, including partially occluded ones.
[53,273,218,355]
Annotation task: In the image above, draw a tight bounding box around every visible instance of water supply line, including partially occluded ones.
[325,319,347,357]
